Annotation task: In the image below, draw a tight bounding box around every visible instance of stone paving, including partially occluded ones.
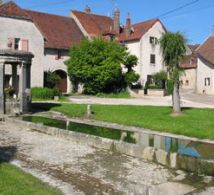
[0,121,213,195]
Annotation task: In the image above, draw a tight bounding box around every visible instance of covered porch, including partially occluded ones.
[0,49,33,115]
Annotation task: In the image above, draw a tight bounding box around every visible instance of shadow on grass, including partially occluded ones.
[31,103,61,113]
[0,146,17,163]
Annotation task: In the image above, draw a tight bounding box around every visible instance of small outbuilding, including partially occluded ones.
[0,49,33,115]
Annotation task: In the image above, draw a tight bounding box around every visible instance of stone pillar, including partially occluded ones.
[0,62,5,114]
[19,63,27,113]
[12,65,18,95]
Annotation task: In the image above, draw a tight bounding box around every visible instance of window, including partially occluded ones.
[149,36,158,45]
[185,80,189,86]
[150,54,156,64]
[205,77,211,86]
[14,38,20,50]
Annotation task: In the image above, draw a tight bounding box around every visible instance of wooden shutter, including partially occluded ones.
[21,39,29,51]
[8,38,15,49]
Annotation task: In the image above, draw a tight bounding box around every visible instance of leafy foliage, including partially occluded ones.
[160,32,187,82]
[66,38,139,94]
[160,32,187,113]
[44,71,61,88]
[66,38,126,94]
[32,87,60,100]
[151,70,168,89]
[123,54,140,86]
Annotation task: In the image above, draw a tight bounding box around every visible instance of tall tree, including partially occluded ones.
[66,38,128,94]
[160,32,187,114]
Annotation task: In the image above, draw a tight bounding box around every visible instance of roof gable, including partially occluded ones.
[197,36,214,65]
[71,10,113,37]
[118,19,164,42]
[0,1,31,20]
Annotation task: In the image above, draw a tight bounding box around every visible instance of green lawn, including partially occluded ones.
[32,103,214,140]
[0,163,61,195]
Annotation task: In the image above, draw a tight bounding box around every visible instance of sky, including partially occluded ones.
[11,0,214,44]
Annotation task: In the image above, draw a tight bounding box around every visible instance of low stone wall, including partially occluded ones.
[147,89,165,96]
[127,88,145,97]
[6,117,214,176]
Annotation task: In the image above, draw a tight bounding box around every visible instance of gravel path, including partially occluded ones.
[0,121,213,195]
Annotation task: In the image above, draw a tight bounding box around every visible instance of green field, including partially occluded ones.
[0,163,61,195]
[32,103,214,140]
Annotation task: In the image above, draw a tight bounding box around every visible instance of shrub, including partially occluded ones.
[152,71,167,89]
[44,71,61,88]
[166,80,173,95]
[32,87,55,100]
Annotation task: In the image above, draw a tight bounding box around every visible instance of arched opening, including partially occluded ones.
[54,70,67,93]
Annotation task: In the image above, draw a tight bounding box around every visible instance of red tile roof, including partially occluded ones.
[197,36,214,65]
[71,10,166,42]
[71,10,113,37]
[118,19,166,42]
[26,10,84,49]
[0,1,31,20]
[180,44,199,69]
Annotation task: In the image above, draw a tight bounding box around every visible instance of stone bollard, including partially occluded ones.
[87,104,92,117]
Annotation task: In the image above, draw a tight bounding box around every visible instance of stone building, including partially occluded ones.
[0,1,167,93]
[0,1,84,93]
[71,8,167,86]
[196,33,214,95]
[180,44,199,90]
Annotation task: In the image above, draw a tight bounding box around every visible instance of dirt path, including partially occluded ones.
[0,121,213,195]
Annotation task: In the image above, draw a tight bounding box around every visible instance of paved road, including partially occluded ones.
[1,121,213,195]
[69,90,214,108]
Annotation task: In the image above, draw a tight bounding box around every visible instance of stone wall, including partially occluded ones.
[6,117,214,176]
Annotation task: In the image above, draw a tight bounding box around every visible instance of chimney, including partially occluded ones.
[125,13,131,37]
[0,0,4,6]
[85,5,91,14]
[113,7,120,34]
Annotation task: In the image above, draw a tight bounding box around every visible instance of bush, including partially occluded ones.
[32,87,55,100]
[166,80,173,95]
[44,71,61,88]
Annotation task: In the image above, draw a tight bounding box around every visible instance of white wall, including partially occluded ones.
[0,16,44,87]
[197,57,214,95]
[125,21,166,86]
[180,68,197,90]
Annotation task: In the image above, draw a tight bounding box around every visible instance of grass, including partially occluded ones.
[0,163,61,195]
[32,103,214,140]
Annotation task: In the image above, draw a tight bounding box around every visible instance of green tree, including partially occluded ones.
[44,71,61,88]
[160,32,187,114]
[66,38,136,94]
[123,55,139,86]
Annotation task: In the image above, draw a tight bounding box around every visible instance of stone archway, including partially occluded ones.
[54,70,67,93]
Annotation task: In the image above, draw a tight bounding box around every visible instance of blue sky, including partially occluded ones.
[13,0,214,44]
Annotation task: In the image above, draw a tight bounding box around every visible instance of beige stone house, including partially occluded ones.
[180,44,199,90]
[196,33,214,95]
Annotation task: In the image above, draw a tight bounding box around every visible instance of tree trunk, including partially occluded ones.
[172,80,181,114]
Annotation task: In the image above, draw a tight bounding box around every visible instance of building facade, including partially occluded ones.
[0,1,167,93]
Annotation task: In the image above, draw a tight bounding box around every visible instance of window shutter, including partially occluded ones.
[21,39,29,51]
[8,38,15,49]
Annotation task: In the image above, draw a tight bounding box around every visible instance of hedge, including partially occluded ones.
[32,87,56,100]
